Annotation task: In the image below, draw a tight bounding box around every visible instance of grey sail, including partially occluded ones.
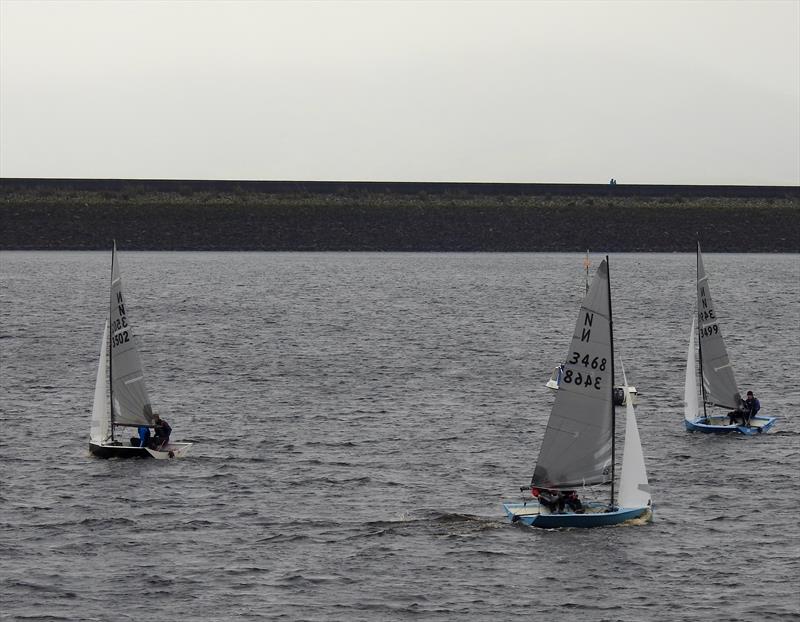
[532,259,613,490]
[109,244,155,427]
[696,245,740,409]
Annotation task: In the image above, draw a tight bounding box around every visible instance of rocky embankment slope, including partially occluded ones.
[1,179,797,252]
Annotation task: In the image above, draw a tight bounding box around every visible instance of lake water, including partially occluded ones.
[1,251,798,621]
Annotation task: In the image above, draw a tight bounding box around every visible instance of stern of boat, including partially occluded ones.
[737,416,777,435]
[145,442,193,459]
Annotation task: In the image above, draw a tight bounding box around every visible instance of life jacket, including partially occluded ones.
[137,426,151,447]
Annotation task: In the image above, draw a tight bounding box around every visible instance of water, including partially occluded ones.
[1,251,798,621]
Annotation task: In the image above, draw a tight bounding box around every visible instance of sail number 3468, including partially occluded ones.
[567,352,607,370]
[564,352,607,390]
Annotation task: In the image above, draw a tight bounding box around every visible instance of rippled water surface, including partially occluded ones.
[1,252,798,621]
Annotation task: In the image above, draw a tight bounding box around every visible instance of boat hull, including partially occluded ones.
[89,442,192,459]
[502,501,651,529]
[684,415,776,435]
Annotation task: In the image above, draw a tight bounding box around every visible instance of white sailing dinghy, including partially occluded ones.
[89,243,192,459]
[683,243,776,435]
[545,251,637,406]
[504,258,652,528]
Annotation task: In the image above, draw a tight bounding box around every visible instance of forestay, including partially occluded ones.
[109,245,154,427]
[696,245,739,409]
[532,259,613,490]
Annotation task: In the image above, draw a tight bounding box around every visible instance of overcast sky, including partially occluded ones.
[1,0,798,185]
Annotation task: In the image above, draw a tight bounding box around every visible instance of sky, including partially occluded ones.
[1,0,798,185]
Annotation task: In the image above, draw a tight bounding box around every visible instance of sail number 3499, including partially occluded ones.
[700,324,719,338]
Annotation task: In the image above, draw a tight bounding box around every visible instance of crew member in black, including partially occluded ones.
[534,488,564,513]
[563,490,584,513]
[728,391,760,425]
[152,414,172,449]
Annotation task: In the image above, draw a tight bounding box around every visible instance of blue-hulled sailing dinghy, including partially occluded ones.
[89,243,192,459]
[503,258,652,528]
[683,243,777,435]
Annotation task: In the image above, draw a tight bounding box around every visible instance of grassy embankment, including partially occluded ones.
[1,184,798,251]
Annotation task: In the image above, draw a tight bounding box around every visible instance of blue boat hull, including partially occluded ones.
[502,501,651,529]
[684,415,777,435]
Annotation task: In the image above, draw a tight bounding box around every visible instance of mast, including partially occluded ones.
[607,255,616,509]
[108,242,116,442]
[696,241,708,419]
[584,250,590,293]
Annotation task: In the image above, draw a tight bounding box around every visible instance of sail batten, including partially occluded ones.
[532,259,614,490]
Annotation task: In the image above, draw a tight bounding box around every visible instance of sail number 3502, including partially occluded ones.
[564,352,607,390]
[112,331,130,347]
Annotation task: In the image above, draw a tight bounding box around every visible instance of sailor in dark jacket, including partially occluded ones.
[153,414,172,449]
[534,488,564,513]
[729,390,761,425]
[742,391,761,424]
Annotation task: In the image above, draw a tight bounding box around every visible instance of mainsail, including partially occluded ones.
[532,259,613,490]
[109,244,154,427]
[696,244,739,409]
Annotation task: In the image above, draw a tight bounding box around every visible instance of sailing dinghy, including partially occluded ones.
[683,243,776,435]
[89,243,192,459]
[545,252,637,406]
[503,258,652,528]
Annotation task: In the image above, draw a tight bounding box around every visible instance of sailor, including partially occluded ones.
[152,414,172,449]
[728,391,760,425]
[727,392,747,425]
[536,488,564,513]
[742,390,761,425]
[563,490,584,514]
